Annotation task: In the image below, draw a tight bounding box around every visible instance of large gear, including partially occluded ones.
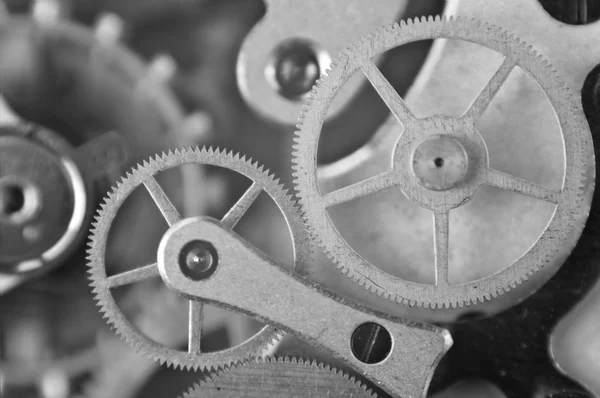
[87,146,313,371]
[293,16,592,308]
[181,357,376,397]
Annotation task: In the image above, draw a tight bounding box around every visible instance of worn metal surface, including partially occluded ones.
[87,147,313,371]
[158,216,452,398]
[293,16,593,310]
[236,0,407,125]
[182,357,376,397]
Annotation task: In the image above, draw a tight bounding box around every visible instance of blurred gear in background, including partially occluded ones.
[0,1,216,396]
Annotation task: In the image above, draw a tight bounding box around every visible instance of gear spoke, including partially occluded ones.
[433,209,450,286]
[88,147,300,370]
[292,18,589,308]
[485,168,560,204]
[221,182,263,229]
[321,171,397,208]
[463,56,517,121]
[143,176,182,226]
[188,300,203,354]
[106,263,160,288]
[361,61,417,126]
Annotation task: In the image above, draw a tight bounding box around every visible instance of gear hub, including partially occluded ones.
[0,123,88,275]
[411,135,469,191]
[293,17,592,309]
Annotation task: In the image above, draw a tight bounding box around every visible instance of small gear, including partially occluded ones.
[87,146,313,371]
[181,357,376,397]
[293,16,592,308]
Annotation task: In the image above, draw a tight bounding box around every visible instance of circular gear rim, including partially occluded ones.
[181,356,377,397]
[88,146,312,370]
[292,16,592,308]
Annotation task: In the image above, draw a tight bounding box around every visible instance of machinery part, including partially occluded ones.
[293,16,592,309]
[157,214,452,398]
[87,147,312,371]
[402,0,600,393]
[181,357,376,397]
[236,0,408,125]
[0,122,88,276]
[0,6,213,396]
[0,7,210,282]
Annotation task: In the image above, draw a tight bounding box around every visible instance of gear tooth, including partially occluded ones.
[87,146,293,372]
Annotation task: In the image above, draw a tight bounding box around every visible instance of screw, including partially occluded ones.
[273,40,321,100]
[351,323,393,364]
[178,240,218,281]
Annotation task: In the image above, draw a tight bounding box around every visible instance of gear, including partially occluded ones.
[87,146,312,371]
[0,6,214,395]
[181,357,376,397]
[293,16,591,308]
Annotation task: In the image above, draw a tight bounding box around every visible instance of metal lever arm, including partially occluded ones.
[158,217,452,398]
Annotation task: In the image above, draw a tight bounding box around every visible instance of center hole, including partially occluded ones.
[434,157,444,168]
[0,184,25,216]
[267,38,331,101]
[179,240,219,281]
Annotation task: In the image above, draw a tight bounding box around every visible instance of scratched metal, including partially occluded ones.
[293,16,593,311]
[87,147,313,371]
[158,216,452,398]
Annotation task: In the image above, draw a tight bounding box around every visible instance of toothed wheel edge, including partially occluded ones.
[292,16,592,309]
[87,146,312,371]
[180,356,378,397]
